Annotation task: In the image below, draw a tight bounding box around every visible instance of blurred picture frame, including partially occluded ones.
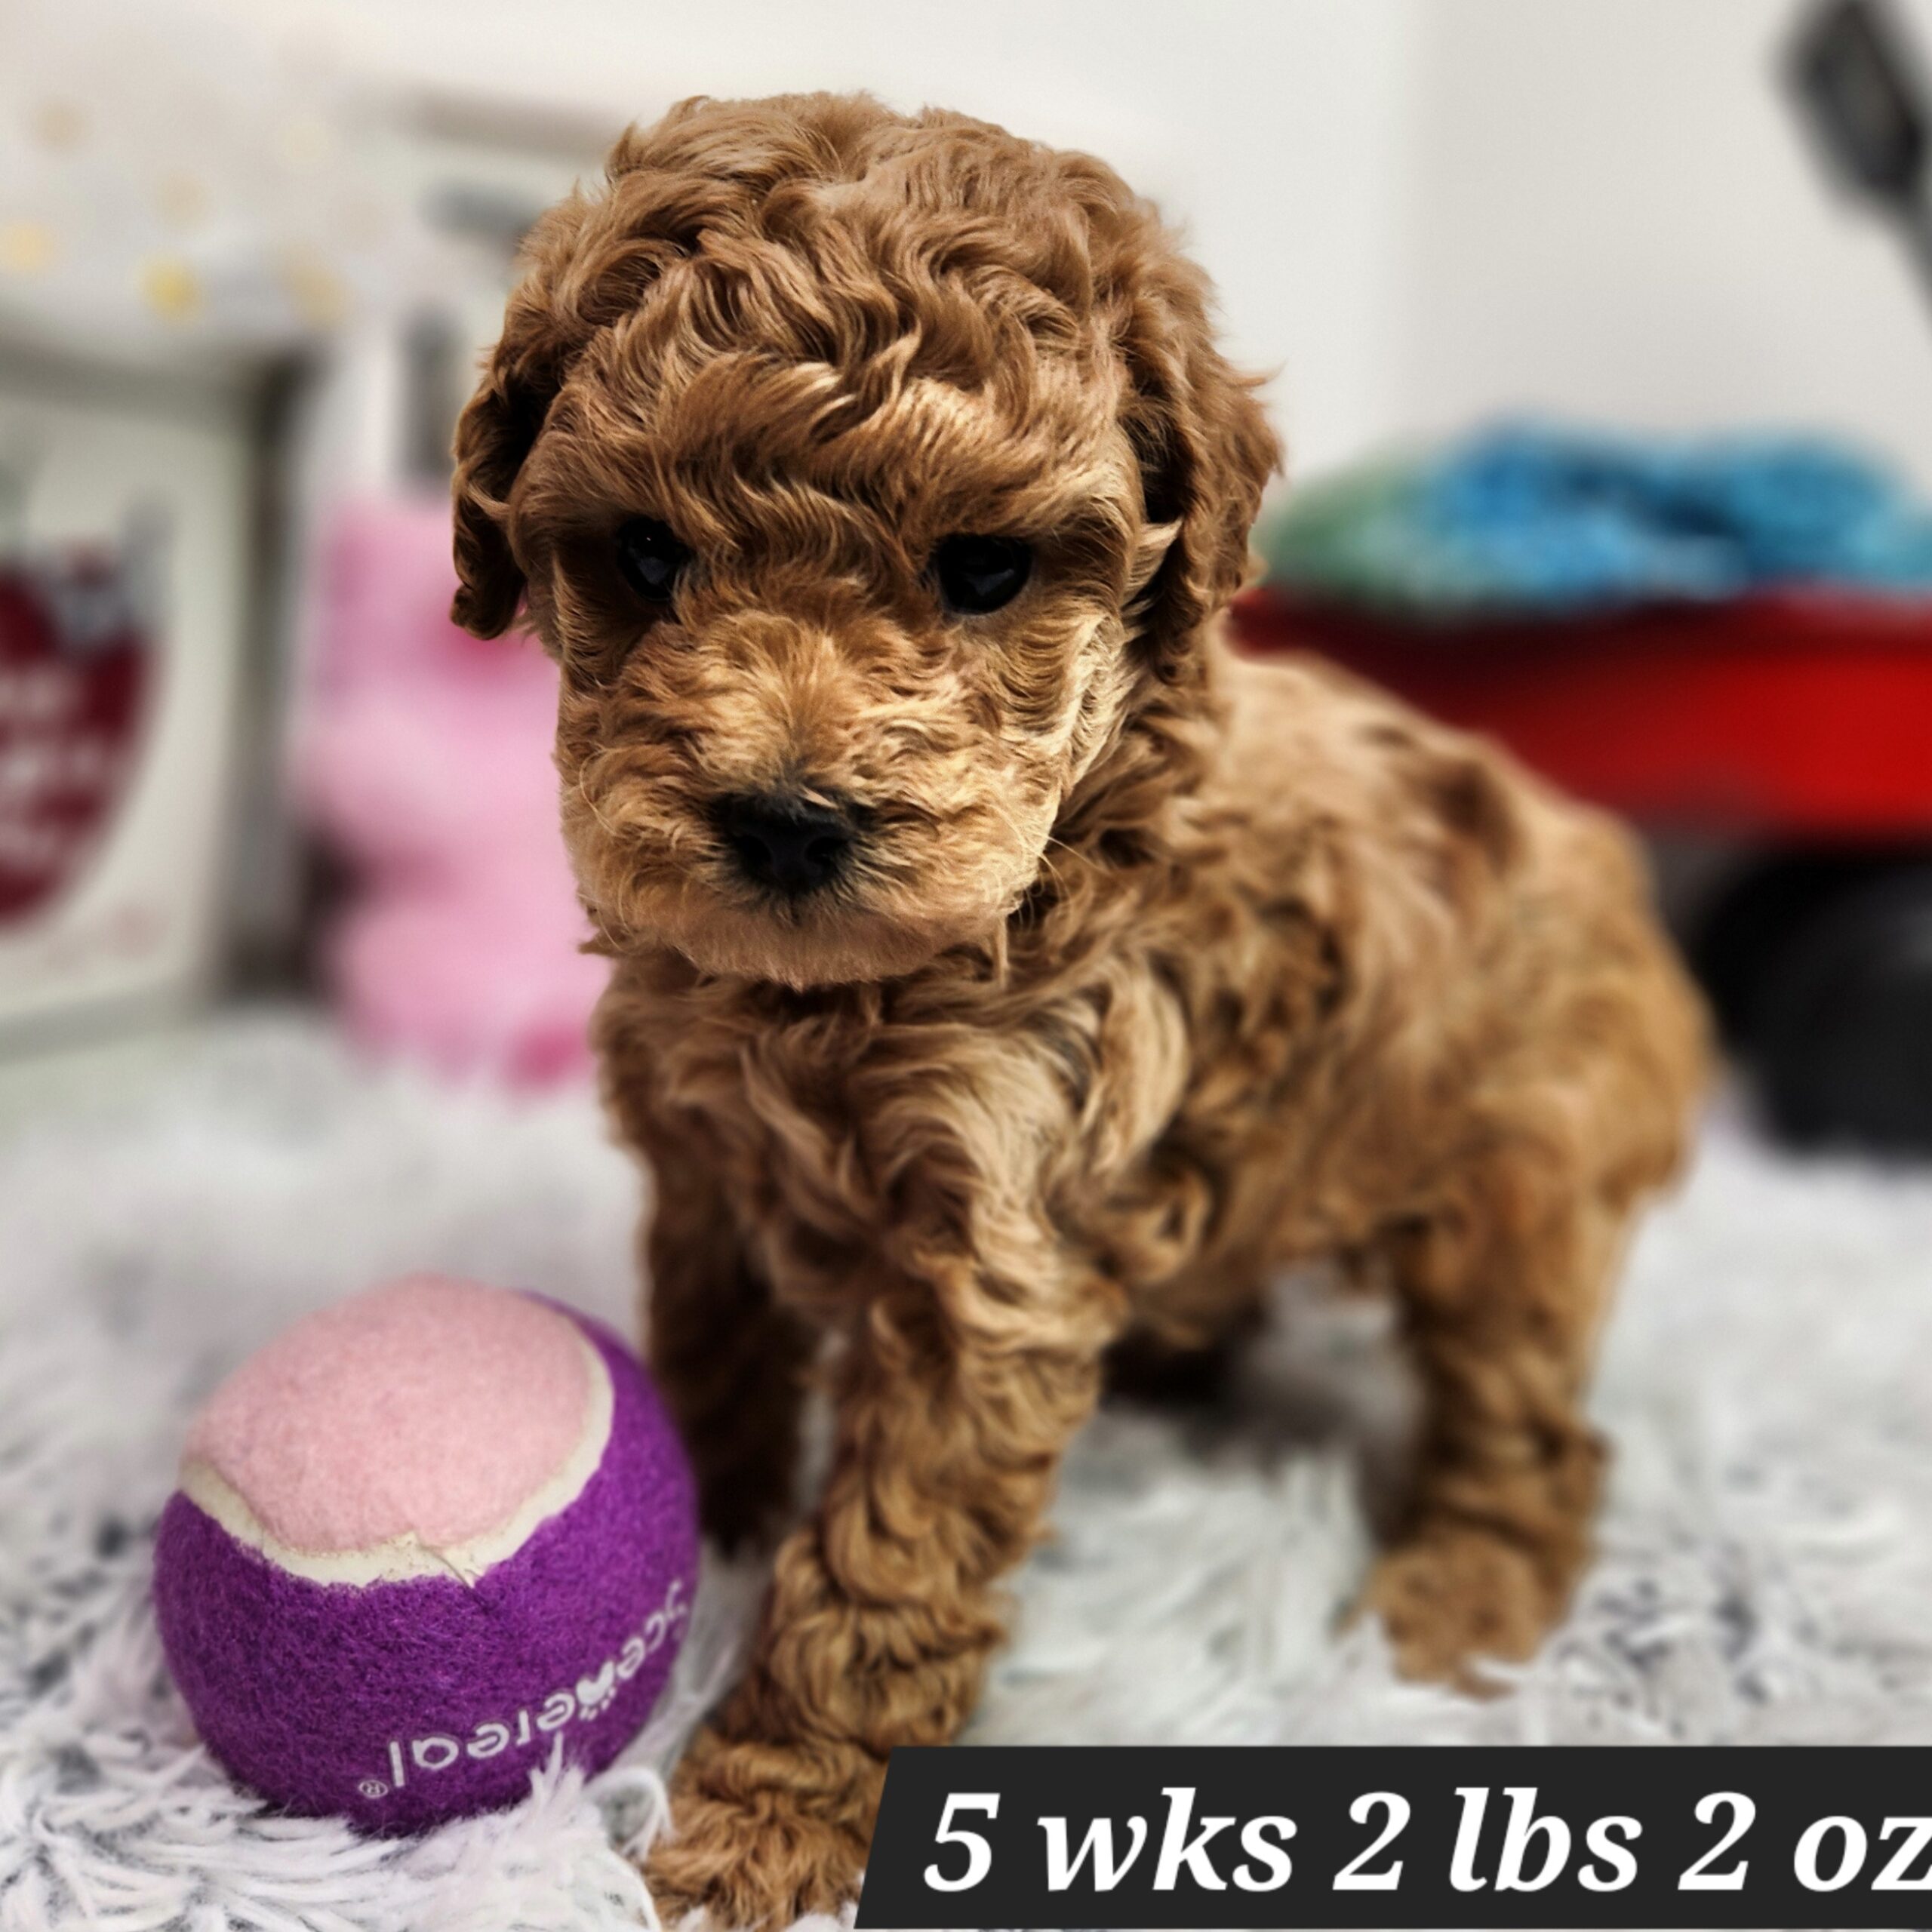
[0,325,305,1050]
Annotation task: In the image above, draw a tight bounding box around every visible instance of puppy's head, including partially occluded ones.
[453,93,1276,987]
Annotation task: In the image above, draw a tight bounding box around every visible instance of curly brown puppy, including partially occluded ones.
[451,92,1706,1929]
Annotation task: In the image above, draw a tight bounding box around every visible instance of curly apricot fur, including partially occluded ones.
[454,92,1708,1929]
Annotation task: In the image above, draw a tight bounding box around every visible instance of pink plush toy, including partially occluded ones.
[153,1275,698,1830]
[296,498,608,1084]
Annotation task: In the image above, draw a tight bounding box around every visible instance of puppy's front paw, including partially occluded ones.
[645,1756,869,1931]
[1363,1525,1571,1687]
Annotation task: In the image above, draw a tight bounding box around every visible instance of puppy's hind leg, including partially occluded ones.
[1363,1149,1638,1684]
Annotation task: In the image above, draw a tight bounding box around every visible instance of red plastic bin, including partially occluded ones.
[1229,587,1932,838]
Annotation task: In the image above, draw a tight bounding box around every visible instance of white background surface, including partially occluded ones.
[5,1017,1932,1929]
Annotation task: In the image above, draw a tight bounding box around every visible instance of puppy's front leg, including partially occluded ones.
[640,1121,816,1552]
[646,1229,1112,1930]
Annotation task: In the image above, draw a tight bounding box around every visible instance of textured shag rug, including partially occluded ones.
[3,1012,1932,1932]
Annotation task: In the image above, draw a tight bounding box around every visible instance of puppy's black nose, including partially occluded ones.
[712,792,856,897]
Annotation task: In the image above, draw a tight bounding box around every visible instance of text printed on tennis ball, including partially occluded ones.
[352,1574,688,1803]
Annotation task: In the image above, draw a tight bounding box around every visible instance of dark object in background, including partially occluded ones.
[1696,851,1932,1150]
[1790,0,1928,202]
[1751,0,1932,1150]
[1788,0,1932,298]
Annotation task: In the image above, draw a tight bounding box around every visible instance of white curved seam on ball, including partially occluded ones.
[177,1327,615,1587]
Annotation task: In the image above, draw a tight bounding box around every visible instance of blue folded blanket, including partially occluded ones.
[1258,423,1932,616]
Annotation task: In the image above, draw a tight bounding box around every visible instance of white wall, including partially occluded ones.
[180,0,1932,488]
[183,0,1421,483]
[1388,0,1932,489]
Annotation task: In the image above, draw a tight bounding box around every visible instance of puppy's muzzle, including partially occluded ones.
[711,791,857,897]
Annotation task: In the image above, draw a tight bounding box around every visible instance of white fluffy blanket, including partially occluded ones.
[3,1014,1930,1931]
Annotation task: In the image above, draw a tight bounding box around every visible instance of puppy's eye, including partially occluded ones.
[615,518,691,605]
[932,534,1031,616]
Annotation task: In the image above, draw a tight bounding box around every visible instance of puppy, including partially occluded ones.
[451,92,1706,1929]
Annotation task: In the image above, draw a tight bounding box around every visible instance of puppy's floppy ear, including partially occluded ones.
[1115,249,1281,671]
[450,177,628,640]
[450,279,568,640]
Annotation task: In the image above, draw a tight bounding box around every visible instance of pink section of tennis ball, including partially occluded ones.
[153,1276,698,1832]
[185,1274,596,1555]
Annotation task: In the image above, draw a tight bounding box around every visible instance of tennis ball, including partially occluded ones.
[153,1274,697,1831]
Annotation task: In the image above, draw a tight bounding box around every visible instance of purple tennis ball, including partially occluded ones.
[153,1275,697,1831]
